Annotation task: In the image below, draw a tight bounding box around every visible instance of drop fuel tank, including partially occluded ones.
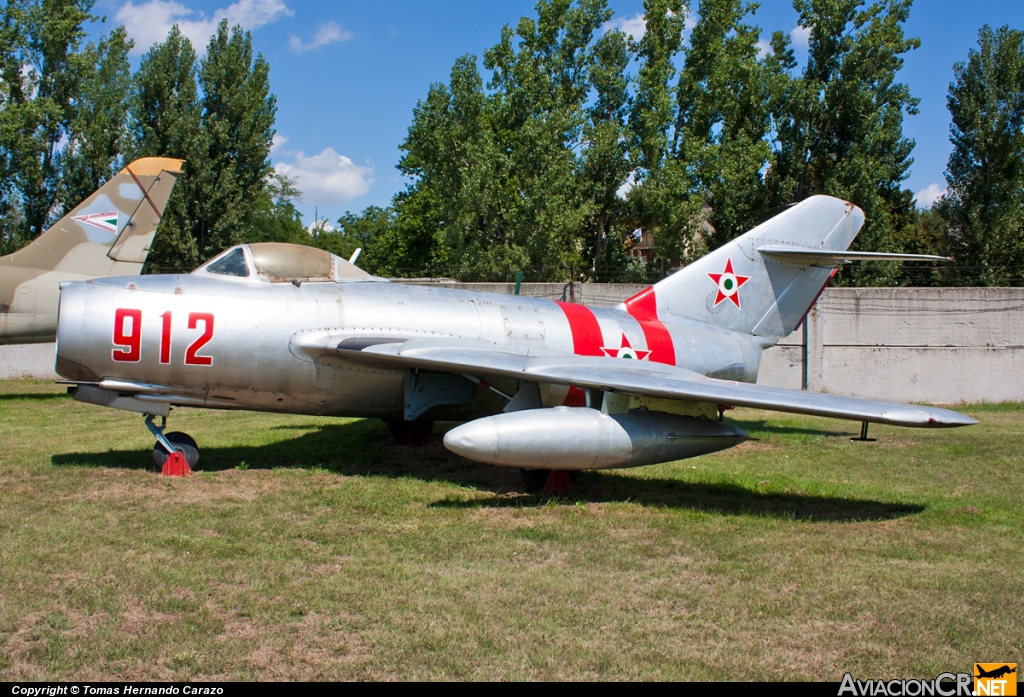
[443,407,748,470]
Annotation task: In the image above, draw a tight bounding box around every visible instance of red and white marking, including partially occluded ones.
[707,257,750,308]
[601,333,650,360]
[74,211,119,235]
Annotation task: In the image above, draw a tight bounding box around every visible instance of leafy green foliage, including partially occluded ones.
[0,0,132,253]
[132,20,279,271]
[0,0,1020,286]
[938,25,1024,286]
[129,25,204,269]
[314,205,394,275]
[674,0,778,248]
[388,0,631,281]
[767,0,922,286]
[0,8,287,269]
[372,0,944,284]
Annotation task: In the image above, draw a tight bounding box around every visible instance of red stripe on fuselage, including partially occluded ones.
[565,386,588,407]
[555,301,605,356]
[622,287,676,366]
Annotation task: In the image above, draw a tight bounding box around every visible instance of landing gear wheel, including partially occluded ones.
[152,431,200,470]
[385,419,434,446]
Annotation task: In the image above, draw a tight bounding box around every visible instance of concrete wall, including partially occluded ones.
[0,342,57,380]
[6,284,1022,404]
[757,288,1024,404]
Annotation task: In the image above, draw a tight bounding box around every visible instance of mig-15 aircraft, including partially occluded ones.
[1,157,183,344]
[53,195,976,489]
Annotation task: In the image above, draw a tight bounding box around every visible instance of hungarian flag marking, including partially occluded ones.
[73,211,119,235]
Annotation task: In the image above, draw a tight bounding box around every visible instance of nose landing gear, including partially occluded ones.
[145,414,200,471]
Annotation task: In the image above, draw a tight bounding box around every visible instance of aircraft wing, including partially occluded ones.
[297,336,977,428]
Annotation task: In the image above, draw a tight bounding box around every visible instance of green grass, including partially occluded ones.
[0,378,1021,680]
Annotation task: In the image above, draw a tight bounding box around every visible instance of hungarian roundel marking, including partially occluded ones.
[601,333,650,361]
[707,257,750,308]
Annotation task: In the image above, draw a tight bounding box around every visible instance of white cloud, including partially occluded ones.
[604,12,646,40]
[790,24,811,48]
[288,21,353,52]
[756,39,772,56]
[616,171,637,200]
[684,9,697,33]
[270,133,289,154]
[274,148,373,205]
[602,8,695,42]
[307,219,335,235]
[915,183,946,209]
[116,0,292,55]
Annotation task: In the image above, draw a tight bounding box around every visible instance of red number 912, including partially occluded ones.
[112,308,215,366]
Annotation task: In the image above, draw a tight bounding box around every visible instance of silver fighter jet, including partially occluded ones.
[1,157,184,344]
[54,195,975,486]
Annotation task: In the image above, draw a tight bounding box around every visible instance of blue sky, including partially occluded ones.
[90,0,1023,226]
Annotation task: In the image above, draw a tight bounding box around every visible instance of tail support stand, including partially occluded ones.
[851,421,877,442]
[144,414,191,476]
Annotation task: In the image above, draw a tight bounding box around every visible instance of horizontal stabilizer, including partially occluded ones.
[757,245,951,266]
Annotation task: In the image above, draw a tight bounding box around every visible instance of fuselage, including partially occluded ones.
[55,273,766,421]
[0,264,134,344]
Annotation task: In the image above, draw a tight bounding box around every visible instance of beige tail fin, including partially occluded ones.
[0,157,183,344]
[3,157,184,276]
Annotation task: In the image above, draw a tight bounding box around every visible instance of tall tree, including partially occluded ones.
[391,0,614,281]
[580,27,632,277]
[674,0,778,248]
[626,0,702,270]
[198,19,277,258]
[0,0,131,250]
[767,0,921,284]
[131,20,278,270]
[939,24,1024,286]
[128,25,204,269]
[62,26,132,208]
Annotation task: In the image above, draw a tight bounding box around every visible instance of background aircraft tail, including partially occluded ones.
[623,195,864,341]
[1,157,184,276]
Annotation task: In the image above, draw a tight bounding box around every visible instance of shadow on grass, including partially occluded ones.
[50,419,922,522]
[730,418,851,439]
[430,484,924,522]
[0,392,68,402]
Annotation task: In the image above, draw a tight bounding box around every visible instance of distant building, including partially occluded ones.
[629,199,715,265]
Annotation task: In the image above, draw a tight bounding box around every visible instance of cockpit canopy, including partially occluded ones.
[193,243,372,283]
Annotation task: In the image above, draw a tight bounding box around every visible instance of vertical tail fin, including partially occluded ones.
[623,195,864,340]
[0,158,183,343]
[3,157,184,276]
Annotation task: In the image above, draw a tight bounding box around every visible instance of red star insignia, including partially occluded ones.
[601,333,651,360]
[707,257,750,308]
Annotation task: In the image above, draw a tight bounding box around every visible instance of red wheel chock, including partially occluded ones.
[543,470,573,495]
[162,450,191,477]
